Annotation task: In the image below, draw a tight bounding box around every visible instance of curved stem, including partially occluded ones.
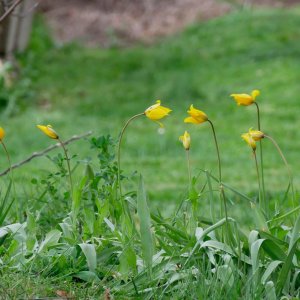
[117,113,145,201]
[207,120,229,234]
[254,102,261,130]
[58,138,73,195]
[0,140,16,196]
[208,120,222,183]
[264,135,296,207]
[0,140,16,211]
[1,141,12,175]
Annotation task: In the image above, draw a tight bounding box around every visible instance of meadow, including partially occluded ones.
[0,6,300,299]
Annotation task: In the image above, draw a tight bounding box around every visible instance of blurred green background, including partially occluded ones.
[1,5,300,206]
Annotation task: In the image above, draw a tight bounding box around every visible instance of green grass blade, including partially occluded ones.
[276,214,300,294]
[205,170,216,224]
[137,174,153,276]
[0,180,13,226]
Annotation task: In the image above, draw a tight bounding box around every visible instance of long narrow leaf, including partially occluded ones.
[0,180,13,226]
[261,261,282,284]
[277,214,300,294]
[137,175,153,276]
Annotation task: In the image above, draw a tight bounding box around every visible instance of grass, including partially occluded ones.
[1,7,299,206]
[0,7,300,298]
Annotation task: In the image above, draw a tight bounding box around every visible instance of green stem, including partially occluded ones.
[58,138,73,196]
[208,120,222,182]
[253,151,263,211]
[0,140,16,196]
[186,150,192,187]
[207,120,229,226]
[117,113,145,202]
[1,141,12,176]
[254,102,266,212]
[264,135,296,208]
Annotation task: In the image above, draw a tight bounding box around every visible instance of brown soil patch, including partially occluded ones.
[38,0,298,47]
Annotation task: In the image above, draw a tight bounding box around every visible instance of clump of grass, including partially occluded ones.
[0,84,299,299]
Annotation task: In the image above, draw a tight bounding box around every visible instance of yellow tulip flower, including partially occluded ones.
[230,90,260,106]
[0,127,5,140]
[184,105,208,124]
[37,125,59,139]
[179,131,191,150]
[144,100,172,121]
[249,128,264,141]
[242,132,256,151]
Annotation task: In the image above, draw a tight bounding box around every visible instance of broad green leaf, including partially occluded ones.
[79,243,97,272]
[265,281,277,300]
[0,223,24,239]
[137,175,153,275]
[200,240,251,264]
[38,230,62,253]
[119,245,137,277]
[84,208,95,234]
[261,261,282,284]
[73,271,100,283]
[250,239,265,276]
[261,239,286,261]
[216,265,234,288]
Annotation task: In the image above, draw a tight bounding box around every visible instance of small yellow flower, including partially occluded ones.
[144,100,172,122]
[242,132,256,151]
[184,105,208,124]
[230,90,260,106]
[249,128,264,141]
[179,131,191,150]
[0,127,5,140]
[37,125,59,139]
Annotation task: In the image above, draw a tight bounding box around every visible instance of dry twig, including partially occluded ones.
[0,131,92,176]
[0,0,24,23]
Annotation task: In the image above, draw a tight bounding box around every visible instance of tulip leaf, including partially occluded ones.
[137,174,153,276]
[72,176,88,219]
[73,271,100,283]
[79,243,97,272]
[261,261,282,284]
[265,281,277,300]
[38,230,62,254]
[276,214,300,294]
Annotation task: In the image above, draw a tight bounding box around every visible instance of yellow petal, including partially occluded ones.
[37,124,59,139]
[251,90,260,100]
[230,93,254,106]
[145,100,172,121]
[187,105,208,120]
[0,127,5,140]
[184,116,202,124]
[179,131,191,150]
[241,133,256,150]
[249,128,264,141]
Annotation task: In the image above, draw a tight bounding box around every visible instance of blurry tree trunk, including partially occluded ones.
[0,0,34,56]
